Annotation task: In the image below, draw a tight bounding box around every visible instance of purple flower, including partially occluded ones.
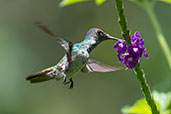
[131,32,141,43]
[138,38,144,48]
[113,40,127,55]
[123,54,139,68]
[144,50,148,58]
[113,32,148,69]
[117,54,123,63]
[130,32,148,59]
[128,44,143,58]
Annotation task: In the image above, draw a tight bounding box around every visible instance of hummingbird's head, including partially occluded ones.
[82,28,119,52]
[85,28,118,44]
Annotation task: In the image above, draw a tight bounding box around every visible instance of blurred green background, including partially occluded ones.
[0,0,171,114]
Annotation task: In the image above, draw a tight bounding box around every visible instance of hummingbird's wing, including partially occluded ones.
[56,38,73,65]
[36,22,73,65]
[81,58,122,73]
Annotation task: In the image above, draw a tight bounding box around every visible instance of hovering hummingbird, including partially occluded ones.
[26,23,121,89]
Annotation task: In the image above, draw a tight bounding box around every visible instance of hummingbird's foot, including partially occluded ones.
[63,77,74,89]
[69,78,74,89]
[63,80,70,85]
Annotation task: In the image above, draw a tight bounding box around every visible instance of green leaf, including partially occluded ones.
[153,91,171,114]
[122,98,153,114]
[122,91,171,114]
[160,0,171,4]
[95,0,106,5]
[59,0,89,7]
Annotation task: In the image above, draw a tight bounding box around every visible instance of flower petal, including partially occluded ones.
[123,54,139,68]
[144,50,149,58]
[113,40,127,54]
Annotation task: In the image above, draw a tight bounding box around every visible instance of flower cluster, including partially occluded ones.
[114,32,148,68]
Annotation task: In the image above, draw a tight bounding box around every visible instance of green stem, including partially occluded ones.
[115,0,131,45]
[134,63,160,114]
[143,1,171,70]
[115,0,160,113]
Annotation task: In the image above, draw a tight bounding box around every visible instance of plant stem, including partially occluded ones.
[115,0,160,113]
[115,0,131,45]
[143,1,171,70]
[134,63,160,114]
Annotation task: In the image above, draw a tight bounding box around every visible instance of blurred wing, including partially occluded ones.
[81,58,122,73]
[36,22,72,65]
[56,37,73,65]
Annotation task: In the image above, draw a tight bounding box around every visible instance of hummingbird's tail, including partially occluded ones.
[26,68,55,83]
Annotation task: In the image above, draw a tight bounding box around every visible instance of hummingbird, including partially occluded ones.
[26,23,121,89]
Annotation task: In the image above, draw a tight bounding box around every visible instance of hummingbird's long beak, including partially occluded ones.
[106,34,120,41]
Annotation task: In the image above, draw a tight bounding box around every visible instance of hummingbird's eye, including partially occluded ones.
[96,30,104,36]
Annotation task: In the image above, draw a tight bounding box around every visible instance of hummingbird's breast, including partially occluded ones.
[65,44,90,78]
[53,44,90,79]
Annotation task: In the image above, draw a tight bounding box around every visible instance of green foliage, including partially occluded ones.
[59,0,89,7]
[160,0,171,4]
[153,91,171,114]
[95,0,107,5]
[122,91,171,114]
[59,0,106,7]
[122,98,155,114]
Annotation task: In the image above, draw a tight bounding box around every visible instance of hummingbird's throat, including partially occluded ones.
[86,40,101,53]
